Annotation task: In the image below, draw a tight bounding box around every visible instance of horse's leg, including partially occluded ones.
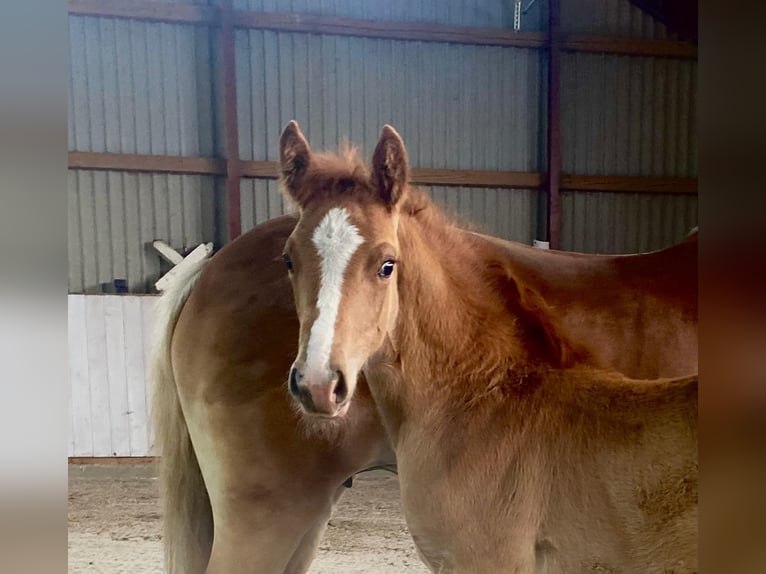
[181,402,330,573]
[180,382,387,574]
[283,484,347,574]
[204,483,342,574]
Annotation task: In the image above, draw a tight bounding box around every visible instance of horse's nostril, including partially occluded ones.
[334,371,348,405]
[288,367,301,397]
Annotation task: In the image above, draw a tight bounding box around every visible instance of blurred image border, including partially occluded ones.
[699,0,766,572]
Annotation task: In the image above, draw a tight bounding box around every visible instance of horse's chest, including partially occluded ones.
[394,455,462,570]
[396,462,507,572]
[398,489,457,572]
[395,439,540,573]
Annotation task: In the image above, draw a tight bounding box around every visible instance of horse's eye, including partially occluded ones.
[283,254,293,272]
[378,260,396,279]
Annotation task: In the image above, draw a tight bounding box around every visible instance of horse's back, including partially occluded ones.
[475,233,698,378]
[559,371,698,573]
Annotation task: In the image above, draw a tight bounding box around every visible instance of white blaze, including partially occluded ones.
[304,207,364,379]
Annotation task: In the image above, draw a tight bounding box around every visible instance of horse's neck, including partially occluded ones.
[392,211,533,389]
[365,206,569,446]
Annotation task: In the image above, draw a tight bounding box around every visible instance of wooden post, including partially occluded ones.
[546,0,562,249]
[221,0,241,241]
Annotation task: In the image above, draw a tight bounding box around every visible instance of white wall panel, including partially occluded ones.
[68,295,158,457]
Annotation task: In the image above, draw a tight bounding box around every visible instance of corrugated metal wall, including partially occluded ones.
[68,16,216,155]
[236,33,542,169]
[561,54,696,177]
[68,170,217,293]
[68,15,221,292]
[559,51,697,252]
[555,0,698,253]
[68,0,697,291]
[426,187,537,242]
[240,179,285,231]
[560,192,697,253]
[235,30,542,243]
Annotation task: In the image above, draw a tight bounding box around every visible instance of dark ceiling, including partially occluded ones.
[629,0,698,42]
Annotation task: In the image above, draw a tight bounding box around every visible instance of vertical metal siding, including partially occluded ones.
[560,192,697,254]
[69,170,217,293]
[68,16,215,155]
[559,49,697,253]
[240,179,288,231]
[561,53,696,177]
[235,28,542,241]
[236,31,542,171]
[426,187,537,244]
[68,15,218,292]
[555,0,697,254]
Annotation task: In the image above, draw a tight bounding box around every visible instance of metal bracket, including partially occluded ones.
[514,0,541,30]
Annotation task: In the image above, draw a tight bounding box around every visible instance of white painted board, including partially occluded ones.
[68,295,160,457]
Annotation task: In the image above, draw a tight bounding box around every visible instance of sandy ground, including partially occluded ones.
[68,463,429,573]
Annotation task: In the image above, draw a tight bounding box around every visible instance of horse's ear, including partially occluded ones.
[279,120,312,206]
[372,125,409,207]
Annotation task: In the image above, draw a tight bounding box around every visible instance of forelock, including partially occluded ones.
[296,145,380,205]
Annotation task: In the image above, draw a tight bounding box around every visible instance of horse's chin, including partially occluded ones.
[292,398,353,439]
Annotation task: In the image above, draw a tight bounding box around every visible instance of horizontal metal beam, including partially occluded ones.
[68,152,226,175]
[67,0,696,58]
[561,175,698,194]
[68,0,217,25]
[234,12,546,49]
[240,160,542,188]
[68,152,697,194]
[239,160,276,179]
[560,35,697,59]
[411,168,541,188]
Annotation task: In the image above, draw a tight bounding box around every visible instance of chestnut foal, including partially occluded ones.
[280,121,697,573]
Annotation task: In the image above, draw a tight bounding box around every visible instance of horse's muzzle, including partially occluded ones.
[289,364,349,417]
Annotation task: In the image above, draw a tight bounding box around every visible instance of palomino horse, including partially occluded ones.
[280,122,697,573]
[151,128,697,573]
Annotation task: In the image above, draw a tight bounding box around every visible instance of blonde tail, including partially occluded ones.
[150,260,212,574]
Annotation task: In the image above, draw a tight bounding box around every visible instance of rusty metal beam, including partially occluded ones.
[68,153,698,194]
[67,1,696,59]
[546,0,562,249]
[220,0,241,241]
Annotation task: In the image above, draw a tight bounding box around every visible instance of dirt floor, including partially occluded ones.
[68,463,429,573]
